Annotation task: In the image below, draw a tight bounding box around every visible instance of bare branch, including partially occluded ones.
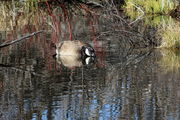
[0,30,44,48]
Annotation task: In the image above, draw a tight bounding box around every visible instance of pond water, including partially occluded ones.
[0,2,180,120]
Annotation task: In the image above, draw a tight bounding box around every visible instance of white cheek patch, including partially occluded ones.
[85,48,91,56]
[85,57,91,65]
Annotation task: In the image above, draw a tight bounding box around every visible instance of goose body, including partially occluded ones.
[56,40,95,68]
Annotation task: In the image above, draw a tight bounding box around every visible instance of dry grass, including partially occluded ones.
[158,20,180,48]
[124,0,175,15]
[0,1,39,31]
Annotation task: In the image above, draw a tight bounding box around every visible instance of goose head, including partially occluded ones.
[81,44,96,65]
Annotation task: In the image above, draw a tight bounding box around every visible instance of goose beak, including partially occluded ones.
[52,54,57,59]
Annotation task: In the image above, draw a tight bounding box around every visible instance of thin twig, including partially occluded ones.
[0,30,44,48]
[128,2,145,25]
[96,29,144,39]
[86,1,104,8]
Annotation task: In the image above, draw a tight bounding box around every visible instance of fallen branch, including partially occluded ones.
[0,30,44,48]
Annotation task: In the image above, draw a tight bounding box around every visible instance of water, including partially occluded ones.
[0,2,180,120]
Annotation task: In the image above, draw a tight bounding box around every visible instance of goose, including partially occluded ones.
[55,40,95,68]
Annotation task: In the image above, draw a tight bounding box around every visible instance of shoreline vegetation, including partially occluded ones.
[0,0,179,48]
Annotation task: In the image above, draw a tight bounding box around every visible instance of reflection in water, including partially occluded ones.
[0,1,179,120]
[159,49,180,72]
[0,39,180,120]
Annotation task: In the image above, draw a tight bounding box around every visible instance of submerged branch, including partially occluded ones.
[0,30,44,48]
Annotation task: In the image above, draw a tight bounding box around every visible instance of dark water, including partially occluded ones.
[0,3,180,120]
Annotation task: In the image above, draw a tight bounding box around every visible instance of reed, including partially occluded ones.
[124,0,176,18]
[158,19,180,48]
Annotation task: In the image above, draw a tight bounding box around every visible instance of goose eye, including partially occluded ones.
[85,57,91,65]
[85,48,91,56]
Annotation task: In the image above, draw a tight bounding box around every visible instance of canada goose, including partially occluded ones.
[55,40,95,68]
